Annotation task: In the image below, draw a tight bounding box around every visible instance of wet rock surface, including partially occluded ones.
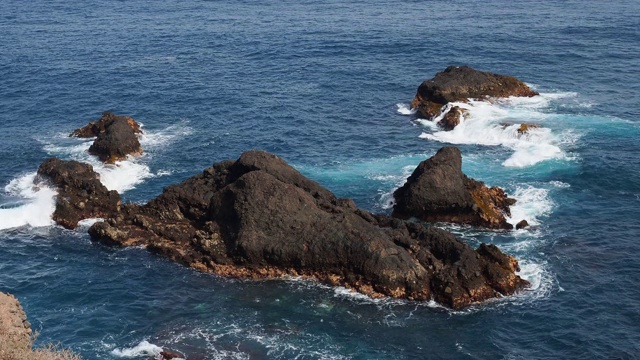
[70,112,143,163]
[37,150,528,309]
[70,112,142,138]
[410,66,538,129]
[36,158,120,229]
[392,146,517,230]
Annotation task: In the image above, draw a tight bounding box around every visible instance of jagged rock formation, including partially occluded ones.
[393,147,519,230]
[70,112,142,138]
[36,150,528,309]
[411,66,538,129]
[70,112,143,163]
[35,158,120,229]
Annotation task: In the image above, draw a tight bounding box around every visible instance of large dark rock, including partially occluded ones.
[88,117,142,163]
[35,158,120,229]
[70,112,143,163]
[410,66,538,129]
[393,147,516,230]
[36,151,528,309]
[70,112,142,138]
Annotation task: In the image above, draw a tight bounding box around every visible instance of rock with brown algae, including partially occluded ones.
[392,146,519,230]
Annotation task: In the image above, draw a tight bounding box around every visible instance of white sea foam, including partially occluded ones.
[376,165,415,210]
[77,218,104,228]
[0,173,56,230]
[111,341,166,358]
[395,103,416,115]
[412,93,581,168]
[139,120,193,150]
[92,159,153,193]
[506,186,554,226]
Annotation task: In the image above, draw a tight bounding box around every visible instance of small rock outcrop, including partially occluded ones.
[70,112,143,163]
[517,123,540,134]
[411,66,538,129]
[70,112,142,138]
[36,151,528,309]
[516,220,529,230]
[36,158,120,229]
[393,147,516,230]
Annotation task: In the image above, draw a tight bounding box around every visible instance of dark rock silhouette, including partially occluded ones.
[411,66,538,129]
[392,147,516,230]
[36,151,528,309]
[70,112,143,163]
[516,219,529,230]
[36,158,120,229]
[70,112,142,138]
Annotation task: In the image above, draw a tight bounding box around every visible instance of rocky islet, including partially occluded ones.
[36,126,529,309]
[410,66,539,130]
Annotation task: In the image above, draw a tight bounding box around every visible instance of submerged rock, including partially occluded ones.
[392,146,516,230]
[37,151,527,309]
[517,123,540,134]
[70,112,143,163]
[410,66,538,129]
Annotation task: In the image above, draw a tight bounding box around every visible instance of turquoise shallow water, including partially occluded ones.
[1,0,639,358]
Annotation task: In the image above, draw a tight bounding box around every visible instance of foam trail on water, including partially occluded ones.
[138,120,193,150]
[0,173,56,230]
[111,341,165,358]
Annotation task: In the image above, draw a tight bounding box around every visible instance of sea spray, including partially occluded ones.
[0,173,56,230]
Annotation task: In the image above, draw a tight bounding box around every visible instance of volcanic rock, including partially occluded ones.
[438,105,466,131]
[88,117,142,163]
[392,146,516,230]
[410,66,538,129]
[515,219,529,230]
[36,151,528,309]
[36,158,120,229]
[70,112,142,138]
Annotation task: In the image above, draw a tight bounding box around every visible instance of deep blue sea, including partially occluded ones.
[1,0,639,358]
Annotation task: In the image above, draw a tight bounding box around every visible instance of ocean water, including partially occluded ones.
[1,0,639,358]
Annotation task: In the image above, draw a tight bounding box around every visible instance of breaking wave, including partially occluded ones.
[0,173,56,230]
